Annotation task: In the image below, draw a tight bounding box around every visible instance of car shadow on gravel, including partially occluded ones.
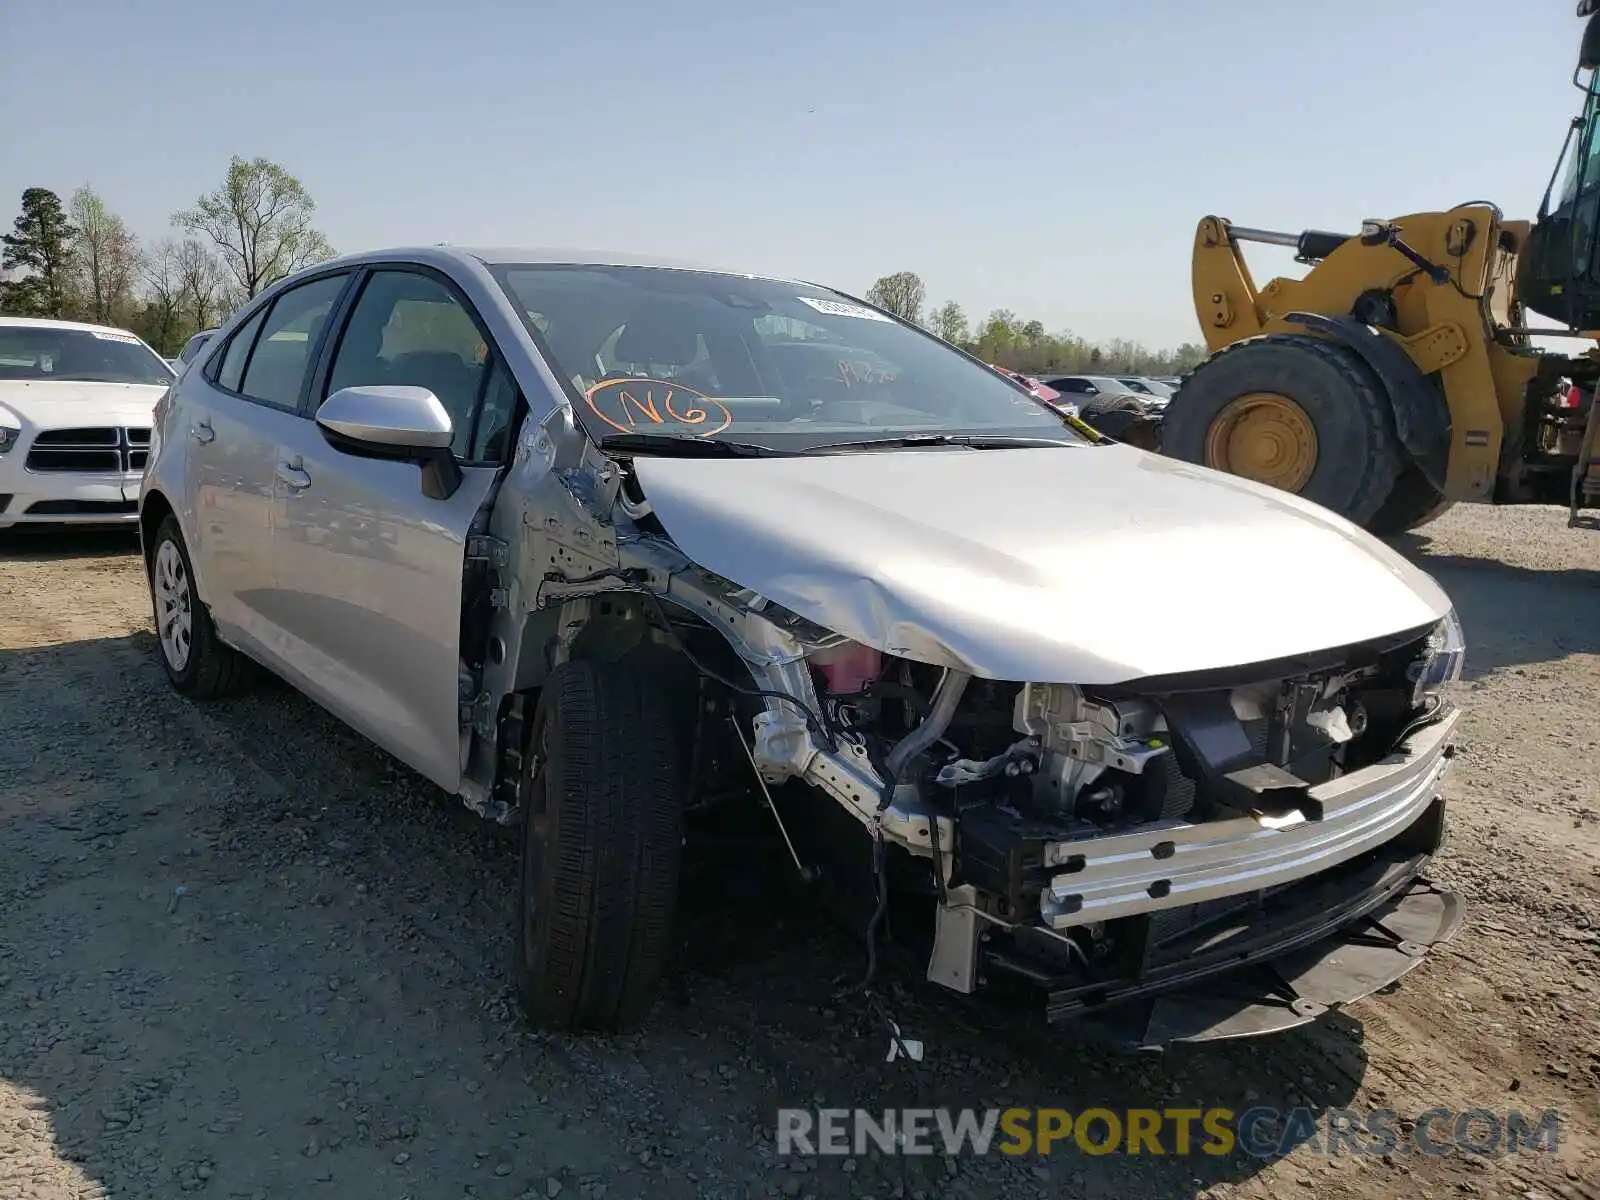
[1389,534,1599,678]
[0,630,1376,1199]
[0,527,142,561]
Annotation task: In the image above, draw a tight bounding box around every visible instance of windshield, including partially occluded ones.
[0,325,175,385]
[1558,72,1600,210]
[490,264,1086,451]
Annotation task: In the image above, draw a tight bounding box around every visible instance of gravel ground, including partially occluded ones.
[0,503,1596,1200]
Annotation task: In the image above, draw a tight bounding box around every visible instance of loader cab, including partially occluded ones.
[1517,6,1600,329]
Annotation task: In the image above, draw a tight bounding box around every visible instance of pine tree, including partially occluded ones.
[0,188,78,317]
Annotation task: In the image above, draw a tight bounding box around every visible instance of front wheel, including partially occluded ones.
[515,660,685,1032]
[148,516,254,698]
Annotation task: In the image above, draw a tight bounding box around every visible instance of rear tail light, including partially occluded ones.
[1561,384,1583,410]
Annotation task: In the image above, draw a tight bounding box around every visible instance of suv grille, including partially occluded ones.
[26,427,151,474]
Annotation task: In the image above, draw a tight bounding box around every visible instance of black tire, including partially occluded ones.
[1080,390,1149,421]
[1160,334,1405,527]
[148,515,254,698]
[516,660,684,1032]
[1081,404,1158,451]
[1365,467,1457,536]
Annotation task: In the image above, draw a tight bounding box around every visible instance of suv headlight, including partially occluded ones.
[0,425,17,454]
[1408,608,1466,705]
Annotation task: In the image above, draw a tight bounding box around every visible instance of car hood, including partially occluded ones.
[630,443,1452,685]
[0,381,169,430]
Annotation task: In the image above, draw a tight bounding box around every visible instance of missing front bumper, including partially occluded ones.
[1067,868,1462,1049]
[1039,708,1461,929]
[947,789,1462,1048]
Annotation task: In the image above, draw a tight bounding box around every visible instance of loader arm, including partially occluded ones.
[1187,211,1526,505]
[1192,215,1267,352]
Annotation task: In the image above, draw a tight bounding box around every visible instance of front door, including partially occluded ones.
[269,266,511,792]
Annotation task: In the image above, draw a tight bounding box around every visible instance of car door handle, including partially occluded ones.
[276,461,312,491]
[190,421,215,444]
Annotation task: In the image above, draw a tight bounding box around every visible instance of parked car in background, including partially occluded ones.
[1037,374,1140,402]
[0,316,174,528]
[988,364,1078,417]
[1116,377,1175,402]
[139,246,1466,1045]
[176,328,216,369]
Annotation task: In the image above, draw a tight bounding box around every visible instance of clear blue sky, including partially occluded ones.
[0,0,1587,348]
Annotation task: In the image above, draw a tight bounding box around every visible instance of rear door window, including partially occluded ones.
[215,311,266,393]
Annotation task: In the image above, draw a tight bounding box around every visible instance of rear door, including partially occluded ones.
[183,272,351,653]
[268,264,515,792]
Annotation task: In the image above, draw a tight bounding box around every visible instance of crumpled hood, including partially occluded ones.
[0,381,168,431]
[631,443,1453,685]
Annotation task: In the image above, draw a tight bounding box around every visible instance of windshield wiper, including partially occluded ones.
[597,432,795,458]
[806,433,1080,453]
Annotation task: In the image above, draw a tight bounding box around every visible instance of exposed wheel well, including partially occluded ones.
[138,491,175,570]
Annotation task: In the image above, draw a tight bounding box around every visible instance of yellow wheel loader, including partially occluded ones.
[1156,2,1600,535]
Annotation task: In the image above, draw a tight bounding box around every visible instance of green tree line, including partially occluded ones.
[0,157,335,356]
[865,269,1207,377]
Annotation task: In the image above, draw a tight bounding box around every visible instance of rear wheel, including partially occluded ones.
[515,660,685,1032]
[1365,467,1456,536]
[148,516,254,698]
[1160,334,1405,528]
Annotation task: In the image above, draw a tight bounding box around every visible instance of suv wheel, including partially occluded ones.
[148,516,253,698]
[515,660,684,1032]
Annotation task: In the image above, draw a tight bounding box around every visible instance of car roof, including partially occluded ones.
[0,315,144,338]
[301,244,807,286]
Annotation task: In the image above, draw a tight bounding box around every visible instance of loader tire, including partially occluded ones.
[1078,392,1162,449]
[1160,334,1405,528]
[1366,468,1456,536]
[515,660,684,1033]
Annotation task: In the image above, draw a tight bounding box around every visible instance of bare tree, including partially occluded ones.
[141,239,185,353]
[864,271,926,324]
[173,156,335,299]
[67,185,140,324]
[177,239,227,330]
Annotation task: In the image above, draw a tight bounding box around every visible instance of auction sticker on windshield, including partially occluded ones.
[91,330,144,343]
[797,297,894,322]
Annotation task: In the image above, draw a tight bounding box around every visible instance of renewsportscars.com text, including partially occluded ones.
[776,1106,1564,1159]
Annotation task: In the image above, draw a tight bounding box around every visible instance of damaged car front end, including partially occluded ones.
[450,257,1467,1046]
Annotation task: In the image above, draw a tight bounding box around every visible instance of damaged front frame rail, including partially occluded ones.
[463,412,966,862]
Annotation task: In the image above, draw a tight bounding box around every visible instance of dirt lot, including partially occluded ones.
[0,505,1596,1200]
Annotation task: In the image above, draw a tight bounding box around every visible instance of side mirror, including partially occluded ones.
[315,385,462,500]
